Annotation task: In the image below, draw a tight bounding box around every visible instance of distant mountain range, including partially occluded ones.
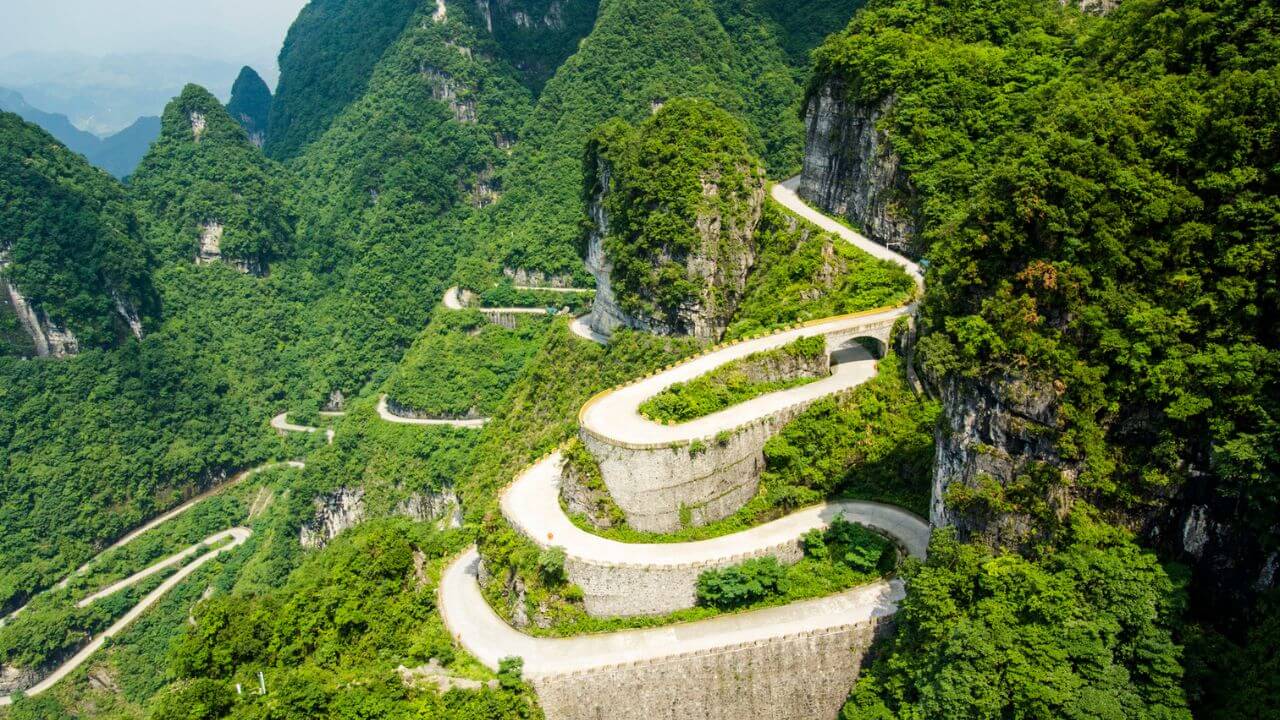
[0,87,159,178]
[0,51,247,136]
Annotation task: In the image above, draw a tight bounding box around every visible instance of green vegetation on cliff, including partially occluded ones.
[266,0,421,160]
[225,66,272,146]
[491,0,860,278]
[640,336,827,423]
[588,98,765,331]
[130,85,296,270]
[385,309,549,419]
[843,524,1191,719]
[0,112,155,351]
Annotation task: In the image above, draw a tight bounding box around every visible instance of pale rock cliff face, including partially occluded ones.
[0,251,79,358]
[0,664,39,695]
[112,292,144,341]
[422,67,478,124]
[300,488,367,549]
[799,83,919,257]
[586,158,765,341]
[503,267,574,288]
[190,111,207,141]
[196,221,264,275]
[300,487,462,548]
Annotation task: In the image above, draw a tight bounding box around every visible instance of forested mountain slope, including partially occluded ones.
[225,67,273,149]
[489,0,863,281]
[797,0,1279,717]
[266,0,422,160]
[0,113,155,357]
[130,86,296,274]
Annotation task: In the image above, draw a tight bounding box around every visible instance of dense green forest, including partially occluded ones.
[265,0,421,159]
[488,0,863,279]
[809,0,1279,717]
[587,98,765,331]
[0,113,156,351]
[2,0,1276,717]
[130,85,296,270]
[225,67,272,146]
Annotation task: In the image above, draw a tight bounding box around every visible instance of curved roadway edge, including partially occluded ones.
[0,528,252,706]
[774,177,924,288]
[271,412,336,445]
[376,395,490,428]
[439,547,904,677]
[439,177,931,679]
[579,310,899,448]
[577,177,923,450]
[503,451,929,566]
[444,286,607,346]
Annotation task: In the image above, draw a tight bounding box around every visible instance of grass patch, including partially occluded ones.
[639,336,828,423]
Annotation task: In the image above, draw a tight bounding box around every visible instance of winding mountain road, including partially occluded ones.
[443,286,607,345]
[439,180,929,677]
[270,412,335,444]
[439,547,904,677]
[376,394,490,428]
[0,528,252,706]
[503,452,929,566]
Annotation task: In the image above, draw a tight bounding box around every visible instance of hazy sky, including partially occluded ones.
[0,0,310,79]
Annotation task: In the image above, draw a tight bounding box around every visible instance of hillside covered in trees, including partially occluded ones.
[0,0,1276,718]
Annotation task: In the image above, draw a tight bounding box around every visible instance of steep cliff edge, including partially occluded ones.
[803,0,1280,657]
[226,66,272,149]
[0,112,155,357]
[798,84,919,257]
[583,99,766,341]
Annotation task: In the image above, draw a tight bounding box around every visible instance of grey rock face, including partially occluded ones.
[1,251,79,358]
[300,486,461,548]
[799,82,919,257]
[930,374,1073,548]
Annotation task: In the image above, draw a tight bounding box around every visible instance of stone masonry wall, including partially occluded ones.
[580,403,811,533]
[582,317,899,533]
[533,620,887,720]
[564,539,804,617]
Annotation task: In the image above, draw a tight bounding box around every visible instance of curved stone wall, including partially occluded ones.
[532,620,887,720]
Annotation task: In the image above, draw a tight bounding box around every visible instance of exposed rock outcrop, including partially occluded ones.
[300,486,463,548]
[799,82,919,257]
[586,163,765,340]
[930,374,1073,548]
[0,272,79,358]
[300,488,367,549]
[196,221,264,275]
[503,267,574,288]
[0,664,38,695]
[422,66,478,124]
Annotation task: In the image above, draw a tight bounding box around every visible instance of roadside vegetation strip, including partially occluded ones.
[0,528,253,706]
[375,394,490,428]
[439,546,905,676]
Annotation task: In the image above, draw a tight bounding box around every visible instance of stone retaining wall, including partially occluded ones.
[580,402,812,532]
[533,619,888,720]
[565,539,806,617]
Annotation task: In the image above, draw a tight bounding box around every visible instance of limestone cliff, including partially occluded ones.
[799,82,919,258]
[300,486,462,549]
[584,100,766,341]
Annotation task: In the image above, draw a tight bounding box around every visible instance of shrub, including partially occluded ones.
[696,557,790,610]
[537,546,567,585]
